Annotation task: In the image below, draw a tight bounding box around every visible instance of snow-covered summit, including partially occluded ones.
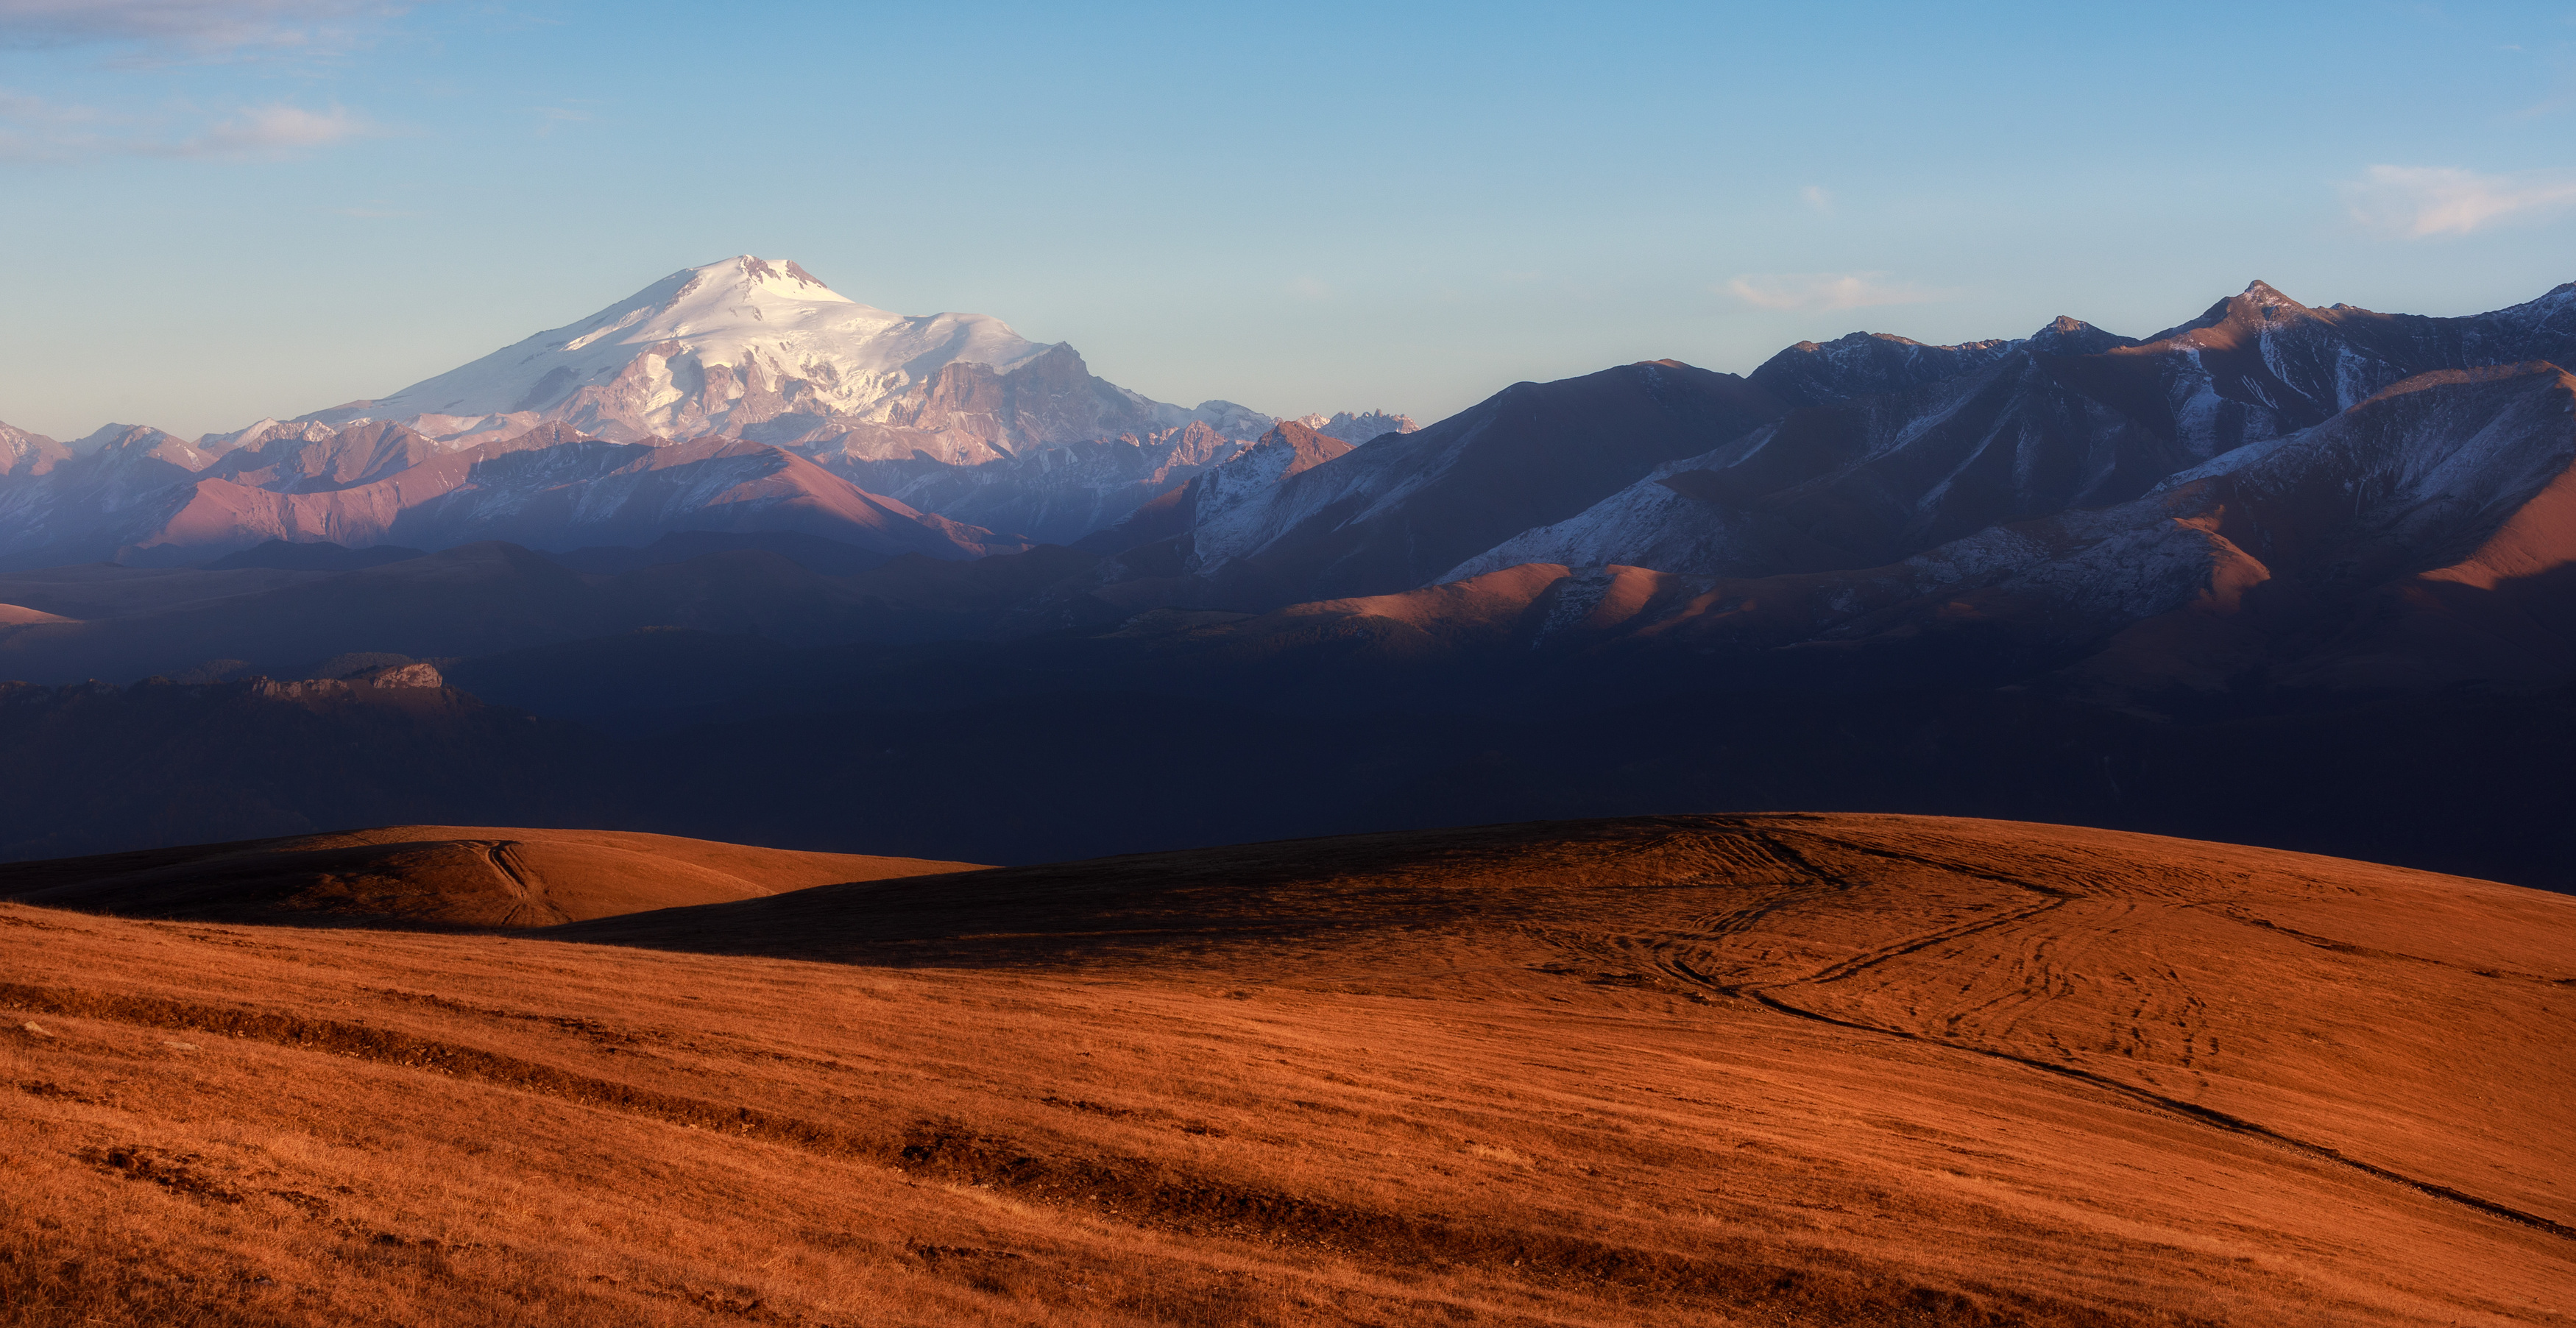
[304,255,1055,441]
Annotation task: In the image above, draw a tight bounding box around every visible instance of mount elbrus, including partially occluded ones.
[0,256,1419,566]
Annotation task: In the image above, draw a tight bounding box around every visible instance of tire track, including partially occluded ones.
[1643,833,2576,1246]
[483,841,568,928]
[2181,901,2576,985]
[1726,983,2576,1245]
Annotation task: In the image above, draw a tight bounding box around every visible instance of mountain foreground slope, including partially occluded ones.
[2,813,2568,1327]
[0,825,977,930]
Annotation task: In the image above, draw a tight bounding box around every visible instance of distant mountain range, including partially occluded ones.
[1069,278,2576,704]
[1,269,2572,889]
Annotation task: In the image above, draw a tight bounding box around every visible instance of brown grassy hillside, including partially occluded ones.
[0,825,979,930]
[1,813,2569,1327]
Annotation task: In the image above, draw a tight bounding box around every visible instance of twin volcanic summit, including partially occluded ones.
[0,255,1419,565]
[0,261,2572,883]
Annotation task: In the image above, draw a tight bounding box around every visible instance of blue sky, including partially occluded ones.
[1,0,2572,438]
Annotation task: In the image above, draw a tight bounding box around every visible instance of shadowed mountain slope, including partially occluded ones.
[3,814,2563,1327]
[1456,282,2576,587]
[1437,362,2576,698]
[1159,361,1788,604]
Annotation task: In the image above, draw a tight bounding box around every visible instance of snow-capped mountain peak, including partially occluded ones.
[301,255,1052,443]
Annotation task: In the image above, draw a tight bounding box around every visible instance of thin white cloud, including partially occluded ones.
[0,0,413,60]
[1723,272,1950,312]
[0,91,377,161]
[1800,184,1832,215]
[2343,164,2576,237]
[530,103,595,138]
[164,101,372,155]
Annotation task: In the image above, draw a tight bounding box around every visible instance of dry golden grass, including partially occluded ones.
[0,825,980,929]
[1,813,2570,1327]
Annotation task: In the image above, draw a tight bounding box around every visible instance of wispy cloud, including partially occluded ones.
[167,101,372,155]
[1286,275,1333,302]
[0,0,414,60]
[530,102,596,138]
[0,91,378,161]
[1800,184,1832,215]
[2343,163,2576,236]
[1723,271,1950,312]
